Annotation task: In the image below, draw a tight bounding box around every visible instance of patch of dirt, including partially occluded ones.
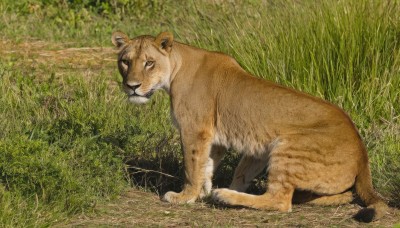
[0,40,117,69]
[59,188,400,227]
[0,38,120,89]
[0,39,116,75]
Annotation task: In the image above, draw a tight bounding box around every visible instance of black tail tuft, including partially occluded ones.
[353,207,376,223]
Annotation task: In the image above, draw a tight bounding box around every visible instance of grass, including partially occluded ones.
[0,0,399,226]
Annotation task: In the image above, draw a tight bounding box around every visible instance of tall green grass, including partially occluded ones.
[0,63,176,226]
[0,0,399,226]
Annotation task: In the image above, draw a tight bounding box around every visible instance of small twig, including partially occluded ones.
[127,166,179,179]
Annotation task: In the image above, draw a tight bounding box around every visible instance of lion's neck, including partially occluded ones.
[164,43,183,94]
[165,42,208,94]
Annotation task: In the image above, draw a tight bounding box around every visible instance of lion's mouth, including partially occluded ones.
[129,89,154,99]
[144,90,154,98]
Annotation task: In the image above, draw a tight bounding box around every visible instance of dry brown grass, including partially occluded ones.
[0,38,120,89]
[59,188,400,227]
[0,39,116,74]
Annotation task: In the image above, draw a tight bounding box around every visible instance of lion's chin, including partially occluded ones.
[128,95,150,104]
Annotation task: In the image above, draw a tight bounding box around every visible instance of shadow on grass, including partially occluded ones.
[388,182,400,209]
[124,146,245,196]
[125,157,184,195]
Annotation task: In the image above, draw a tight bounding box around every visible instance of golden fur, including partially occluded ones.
[111,31,388,222]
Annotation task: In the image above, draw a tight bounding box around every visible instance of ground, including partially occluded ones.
[2,39,399,227]
[61,188,400,227]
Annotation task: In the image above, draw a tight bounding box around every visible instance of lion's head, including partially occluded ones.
[111,31,174,104]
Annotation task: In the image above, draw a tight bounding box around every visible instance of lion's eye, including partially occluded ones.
[145,61,154,68]
[121,59,129,66]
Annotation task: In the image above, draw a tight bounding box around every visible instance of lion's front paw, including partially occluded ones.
[199,180,212,199]
[162,191,197,204]
[199,188,211,199]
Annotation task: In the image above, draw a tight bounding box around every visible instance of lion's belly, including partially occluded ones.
[213,128,276,159]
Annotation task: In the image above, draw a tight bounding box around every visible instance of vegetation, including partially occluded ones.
[0,0,399,226]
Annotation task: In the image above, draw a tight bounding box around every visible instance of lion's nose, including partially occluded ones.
[126,83,141,91]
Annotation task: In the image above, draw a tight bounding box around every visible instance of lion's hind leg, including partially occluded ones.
[213,182,294,212]
[229,155,268,192]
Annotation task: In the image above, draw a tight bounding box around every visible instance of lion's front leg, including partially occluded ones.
[163,129,214,204]
[199,145,226,198]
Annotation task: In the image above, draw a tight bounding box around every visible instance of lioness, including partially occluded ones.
[111,31,388,222]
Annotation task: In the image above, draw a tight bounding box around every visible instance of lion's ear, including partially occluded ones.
[112,31,129,48]
[154,31,174,53]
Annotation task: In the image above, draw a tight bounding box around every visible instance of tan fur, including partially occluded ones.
[111,31,388,222]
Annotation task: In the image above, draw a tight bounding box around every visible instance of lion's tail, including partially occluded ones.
[353,152,388,222]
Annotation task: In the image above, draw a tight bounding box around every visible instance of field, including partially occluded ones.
[0,0,399,227]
